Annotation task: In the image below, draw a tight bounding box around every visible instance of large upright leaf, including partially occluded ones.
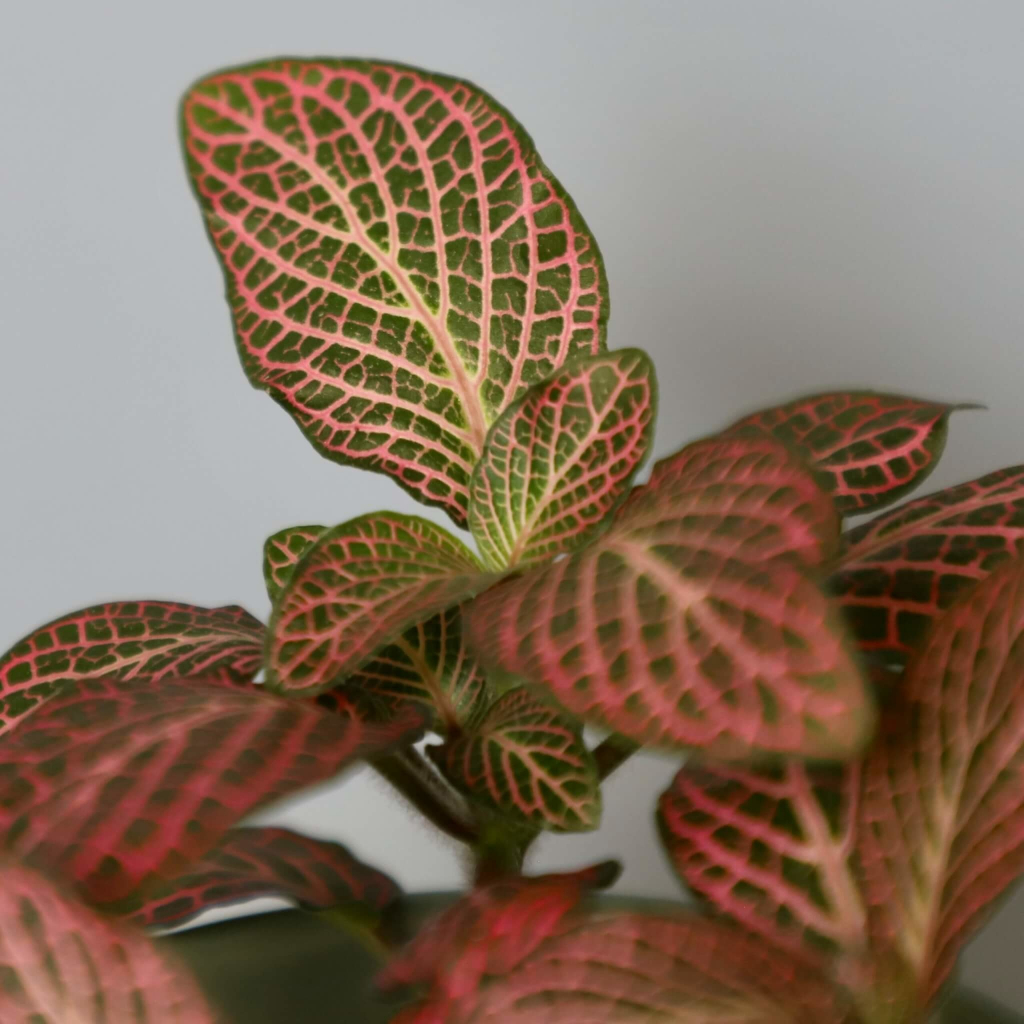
[438,687,600,832]
[833,465,1024,667]
[322,606,487,730]
[0,675,423,908]
[182,58,608,525]
[469,349,656,569]
[263,524,326,602]
[402,912,849,1024]
[856,555,1024,1004]
[0,601,264,733]
[267,512,494,695]
[729,391,965,514]
[467,434,871,759]
[658,761,867,957]
[129,826,400,930]
[0,862,216,1023]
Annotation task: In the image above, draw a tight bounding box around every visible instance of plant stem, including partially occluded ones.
[372,747,479,845]
[593,734,640,780]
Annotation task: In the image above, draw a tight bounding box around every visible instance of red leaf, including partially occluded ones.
[856,555,1024,1002]
[182,59,608,525]
[0,675,423,908]
[833,464,1024,668]
[729,391,967,514]
[0,601,264,733]
[0,861,215,1022]
[467,434,871,759]
[128,826,400,929]
[263,524,325,602]
[405,912,850,1023]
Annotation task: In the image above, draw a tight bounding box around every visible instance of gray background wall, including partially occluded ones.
[3,0,1023,1009]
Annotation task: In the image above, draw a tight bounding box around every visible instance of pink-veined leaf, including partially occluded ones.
[0,861,216,1023]
[832,464,1024,669]
[0,601,264,735]
[266,512,496,696]
[658,760,867,958]
[404,911,850,1024]
[319,605,487,731]
[728,391,969,515]
[437,687,600,832]
[467,434,871,759]
[263,524,325,602]
[128,826,400,930]
[0,675,424,909]
[181,58,608,526]
[468,349,656,570]
[378,860,620,996]
[856,554,1024,1004]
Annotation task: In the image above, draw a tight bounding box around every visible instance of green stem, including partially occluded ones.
[372,747,479,845]
[593,733,640,780]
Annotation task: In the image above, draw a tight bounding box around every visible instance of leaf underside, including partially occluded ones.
[439,687,600,832]
[0,601,264,735]
[729,391,960,515]
[857,555,1024,1003]
[402,911,848,1024]
[467,433,871,758]
[658,760,866,958]
[0,675,423,908]
[129,826,401,929]
[469,348,656,569]
[182,58,608,525]
[0,862,215,1022]
[833,464,1024,669]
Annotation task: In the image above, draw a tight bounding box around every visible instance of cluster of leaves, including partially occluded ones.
[2,56,1023,1022]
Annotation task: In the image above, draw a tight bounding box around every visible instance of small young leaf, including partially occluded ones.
[266,512,496,696]
[467,434,871,759]
[0,675,424,908]
[832,464,1024,668]
[378,861,620,996]
[263,524,326,602]
[321,606,487,731]
[181,59,608,526]
[128,826,400,929]
[856,555,1024,1002]
[439,687,600,832]
[658,760,866,957]
[728,391,965,514]
[469,349,656,569]
[0,601,264,734]
[404,912,849,1023]
[0,862,216,1022]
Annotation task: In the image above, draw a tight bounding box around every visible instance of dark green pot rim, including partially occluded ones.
[162,896,1021,1023]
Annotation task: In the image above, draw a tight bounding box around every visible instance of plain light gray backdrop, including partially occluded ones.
[3,0,1024,1009]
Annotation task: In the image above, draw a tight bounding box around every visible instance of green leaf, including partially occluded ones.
[181,58,609,526]
[467,433,871,759]
[0,862,216,1022]
[0,675,424,908]
[263,524,326,602]
[0,601,264,734]
[832,464,1024,671]
[319,606,488,731]
[437,687,600,832]
[469,349,656,569]
[728,391,969,514]
[266,512,496,696]
[128,826,401,930]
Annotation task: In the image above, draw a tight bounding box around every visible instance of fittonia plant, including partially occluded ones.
[0,58,1022,1023]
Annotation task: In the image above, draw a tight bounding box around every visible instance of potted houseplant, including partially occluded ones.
[0,57,1021,1022]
